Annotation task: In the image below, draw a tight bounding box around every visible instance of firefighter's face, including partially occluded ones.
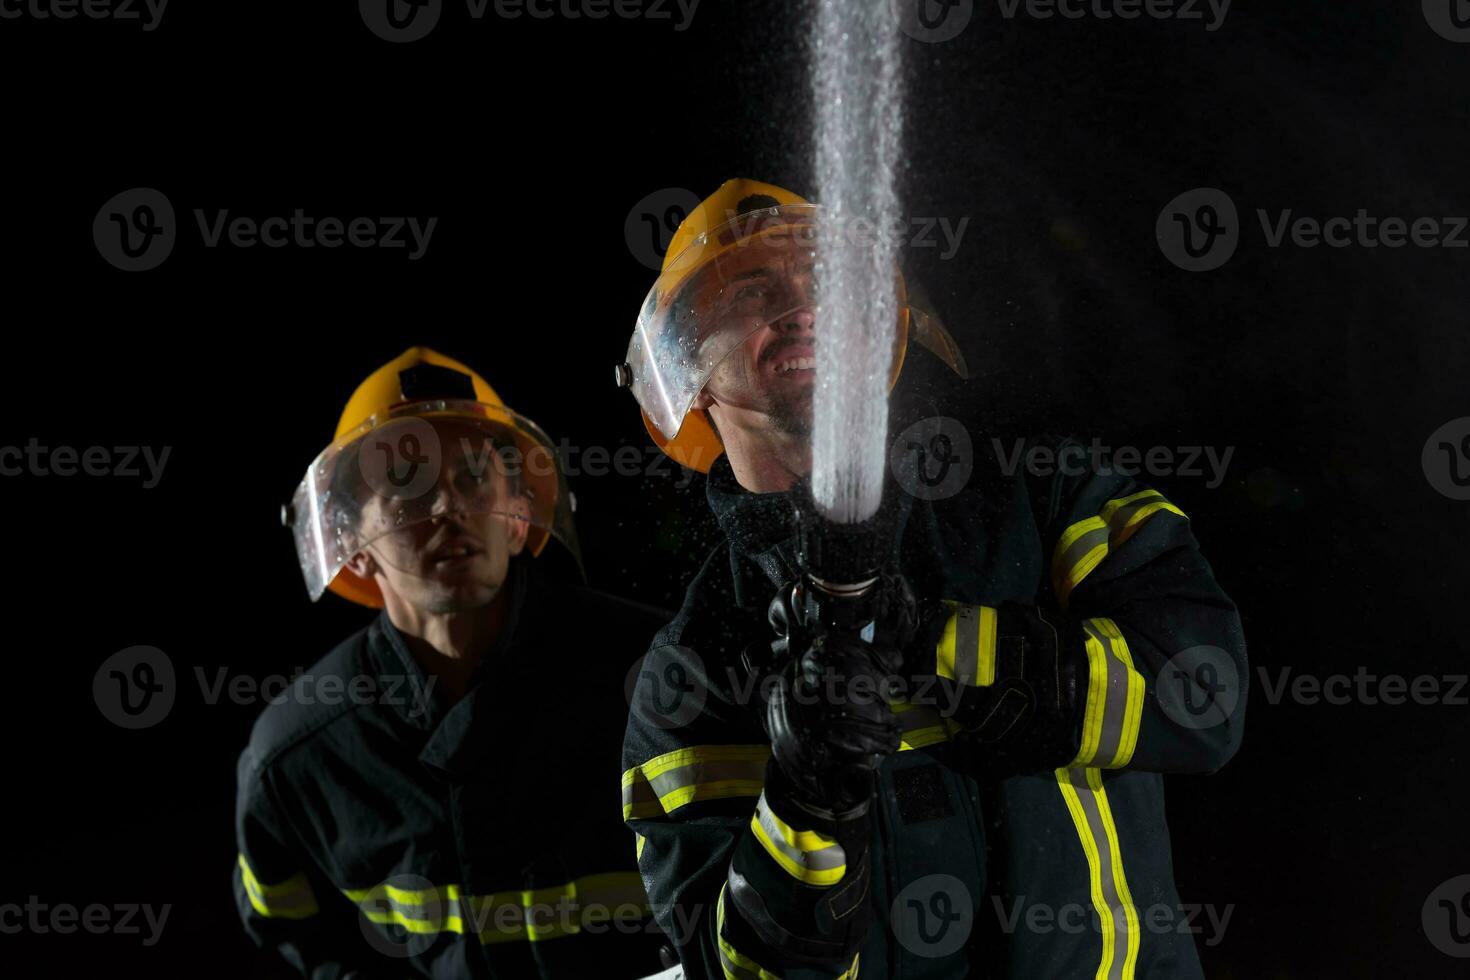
[350,431,530,614]
[696,252,817,436]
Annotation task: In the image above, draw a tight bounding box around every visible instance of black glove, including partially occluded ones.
[899,602,1087,775]
[762,633,903,821]
[934,602,1087,775]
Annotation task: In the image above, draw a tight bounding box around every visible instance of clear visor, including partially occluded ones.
[286,401,580,601]
[626,205,827,439]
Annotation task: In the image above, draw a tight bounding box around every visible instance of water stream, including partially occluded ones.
[809,0,906,525]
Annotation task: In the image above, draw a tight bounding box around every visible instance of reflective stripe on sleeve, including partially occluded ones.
[622,744,771,821]
[749,791,847,887]
[892,700,959,751]
[344,871,650,946]
[1052,490,1186,608]
[716,882,861,980]
[935,601,998,687]
[1071,618,1145,769]
[237,853,320,920]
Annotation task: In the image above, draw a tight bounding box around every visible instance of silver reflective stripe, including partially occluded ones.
[1053,490,1186,606]
[622,746,770,820]
[237,854,320,920]
[1059,767,1139,980]
[953,603,982,685]
[1054,519,1110,597]
[1089,620,1128,768]
[751,791,846,885]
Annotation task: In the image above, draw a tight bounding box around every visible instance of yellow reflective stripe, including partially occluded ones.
[935,599,961,680]
[345,881,467,935]
[935,602,999,687]
[892,700,959,750]
[622,745,771,820]
[1070,618,1145,769]
[635,834,647,862]
[1074,626,1111,767]
[750,791,847,887]
[1053,516,1109,604]
[1055,768,1141,980]
[237,853,320,920]
[1099,491,1186,550]
[717,882,783,980]
[344,872,649,946]
[716,882,861,979]
[1052,490,1187,608]
[976,606,998,686]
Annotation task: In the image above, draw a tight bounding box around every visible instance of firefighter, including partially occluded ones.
[615,180,1247,978]
[235,347,667,979]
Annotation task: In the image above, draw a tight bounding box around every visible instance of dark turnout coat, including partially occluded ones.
[622,427,1246,980]
[235,559,669,979]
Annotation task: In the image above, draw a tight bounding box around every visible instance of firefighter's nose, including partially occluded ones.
[776,307,815,333]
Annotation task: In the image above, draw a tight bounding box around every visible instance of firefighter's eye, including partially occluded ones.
[450,467,488,492]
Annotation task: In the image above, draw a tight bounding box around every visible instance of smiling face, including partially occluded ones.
[346,421,531,614]
[695,249,819,437]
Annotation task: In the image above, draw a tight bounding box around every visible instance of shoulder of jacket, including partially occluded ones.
[239,623,377,777]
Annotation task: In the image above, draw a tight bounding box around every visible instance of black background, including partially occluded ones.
[1,0,1466,976]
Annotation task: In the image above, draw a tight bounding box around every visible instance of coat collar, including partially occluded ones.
[365,558,536,776]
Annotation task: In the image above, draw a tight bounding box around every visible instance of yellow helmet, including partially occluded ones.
[616,178,966,473]
[285,346,579,607]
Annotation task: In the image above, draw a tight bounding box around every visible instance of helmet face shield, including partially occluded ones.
[287,401,579,602]
[627,205,826,440]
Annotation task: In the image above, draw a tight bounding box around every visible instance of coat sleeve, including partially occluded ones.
[233,748,393,980]
[621,573,867,980]
[922,435,1248,775]
[1043,437,1246,772]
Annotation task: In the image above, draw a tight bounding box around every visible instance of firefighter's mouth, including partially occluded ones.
[429,541,484,564]
[767,346,816,376]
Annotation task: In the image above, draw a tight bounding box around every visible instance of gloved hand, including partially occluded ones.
[917,601,1088,775]
[763,633,903,821]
